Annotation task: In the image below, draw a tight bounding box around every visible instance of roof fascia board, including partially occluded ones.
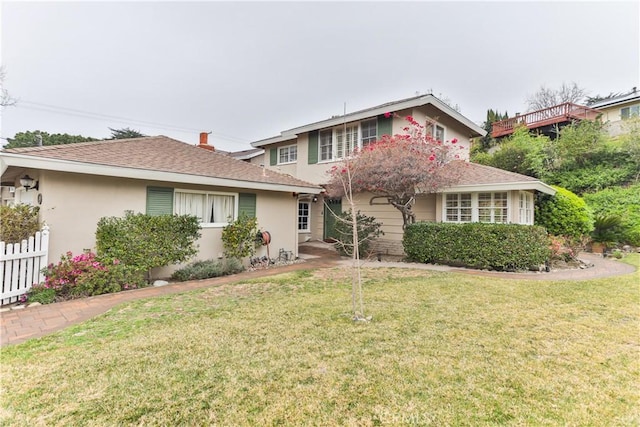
[252,95,486,148]
[589,94,640,109]
[0,153,321,194]
[282,95,486,137]
[251,134,298,148]
[441,181,556,195]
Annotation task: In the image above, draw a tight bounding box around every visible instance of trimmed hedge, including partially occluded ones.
[403,222,551,271]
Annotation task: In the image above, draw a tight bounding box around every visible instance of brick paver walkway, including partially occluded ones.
[1,246,636,347]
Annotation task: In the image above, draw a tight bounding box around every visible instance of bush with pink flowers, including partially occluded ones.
[30,251,146,303]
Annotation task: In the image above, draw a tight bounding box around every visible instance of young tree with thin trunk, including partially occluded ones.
[325,115,466,320]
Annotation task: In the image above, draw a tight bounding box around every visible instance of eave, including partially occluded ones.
[0,153,322,194]
[252,94,487,148]
[440,181,556,195]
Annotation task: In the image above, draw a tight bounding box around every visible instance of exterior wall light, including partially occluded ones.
[19,175,39,191]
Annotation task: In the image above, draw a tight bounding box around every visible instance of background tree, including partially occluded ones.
[0,67,16,107]
[4,131,97,149]
[525,82,587,111]
[473,108,509,153]
[109,127,146,139]
[327,115,466,227]
[585,91,623,106]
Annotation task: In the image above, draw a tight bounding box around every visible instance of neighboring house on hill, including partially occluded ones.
[491,103,602,139]
[587,88,640,136]
[251,94,555,255]
[0,135,320,277]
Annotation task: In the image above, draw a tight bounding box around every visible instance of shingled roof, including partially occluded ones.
[1,136,320,192]
[441,161,554,194]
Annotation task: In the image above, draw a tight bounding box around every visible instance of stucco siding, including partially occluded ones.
[30,170,297,279]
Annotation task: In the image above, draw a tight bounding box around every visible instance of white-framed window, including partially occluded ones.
[426,121,446,142]
[174,189,237,227]
[298,201,310,232]
[478,192,508,223]
[361,119,377,147]
[318,118,378,162]
[445,193,472,222]
[519,191,534,225]
[320,129,333,162]
[434,125,445,143]
[443,192,510,224]
[278,144,297,164]
[336,125,358,159]
[621,105,640,120]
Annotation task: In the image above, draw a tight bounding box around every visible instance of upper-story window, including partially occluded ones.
[361,119,377,147]
[320,129,333,162]
[621,105,640,120]
[426,122,445,142]
[336,125,358,159]
[278,144,297,164]
[319,119,378,162]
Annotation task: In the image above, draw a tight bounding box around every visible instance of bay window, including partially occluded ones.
[519,191,534,225]
[445,193,472,222]
[443,192,511,224]
[478,192,508,223]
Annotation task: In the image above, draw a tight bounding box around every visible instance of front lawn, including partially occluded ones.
[1,268,638,425]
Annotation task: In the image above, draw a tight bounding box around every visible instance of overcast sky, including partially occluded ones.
[1,1,638,151]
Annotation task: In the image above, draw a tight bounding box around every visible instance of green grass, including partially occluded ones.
[1,268,638,426]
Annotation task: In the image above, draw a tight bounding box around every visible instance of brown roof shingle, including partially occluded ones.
[3,136,318,190]
[446,161,540,186]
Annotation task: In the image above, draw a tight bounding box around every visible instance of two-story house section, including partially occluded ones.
[251,94,555,255]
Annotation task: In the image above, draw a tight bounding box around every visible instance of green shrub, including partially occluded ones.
[221,214,259,259]
[535,186,593,241]
[584,184,640,245]
[403,222,551,271]
[547,164,637,194]
[0,204,40,243]
[333,210,384,257]
[171,258,244,281]
[26,285,56,304]
[472,126,551,178]
[96,211,201,279]
[73,263,146,298]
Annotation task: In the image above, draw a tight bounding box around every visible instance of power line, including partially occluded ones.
[15,100,252,144]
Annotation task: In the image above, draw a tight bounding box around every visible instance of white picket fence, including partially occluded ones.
[0,226,50,305]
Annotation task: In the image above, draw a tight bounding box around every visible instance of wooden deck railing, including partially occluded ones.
[491,103,602,138]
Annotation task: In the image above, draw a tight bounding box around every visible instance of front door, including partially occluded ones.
[323,198,342,242]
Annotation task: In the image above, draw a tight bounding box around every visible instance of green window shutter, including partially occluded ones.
[308,131,318,164]
[238,193,257,217]
[270,148,277,166]
[146,187,173,216]
[378,114,393,137]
